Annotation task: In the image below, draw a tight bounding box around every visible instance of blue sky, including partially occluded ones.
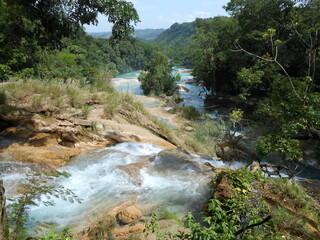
[84,0,229,32]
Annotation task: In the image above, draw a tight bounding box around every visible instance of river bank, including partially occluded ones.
[1,72,320,239]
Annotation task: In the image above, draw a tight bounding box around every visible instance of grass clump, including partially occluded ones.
[272,207,315,240]
[81,104,91,118]
[159,210,180,222]
[170,105,201,120]
[265,177,320,238]
[0,90,7,104]
[183,120,226,156]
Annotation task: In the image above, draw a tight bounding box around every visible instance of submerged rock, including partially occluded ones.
[153,148,202,173]
[117,160,151,186]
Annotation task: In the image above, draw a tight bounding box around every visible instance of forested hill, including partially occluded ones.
[88,29,165,41]
[152,22,195,47]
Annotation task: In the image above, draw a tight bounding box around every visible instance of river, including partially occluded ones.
[1,68,319,234]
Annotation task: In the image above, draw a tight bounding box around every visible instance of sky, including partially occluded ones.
[84,0,230,32]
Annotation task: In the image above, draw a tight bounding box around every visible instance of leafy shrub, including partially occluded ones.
[144,169,278,240]
[6,171,81,240]
[138,52,178,96]
[179,105,201,120]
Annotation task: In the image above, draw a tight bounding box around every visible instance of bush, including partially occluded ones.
[138,52,178,96]
[179,105,201,120]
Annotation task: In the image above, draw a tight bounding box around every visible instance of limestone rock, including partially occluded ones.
[117,160,150,186]
[0,127,33,139]
[250,161,261,172]
[153,148,202,173]
[71,118,92,127]
[117,205,142,224]
[113,223,145,239]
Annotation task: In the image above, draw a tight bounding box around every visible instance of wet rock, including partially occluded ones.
[214,176,234,201]
[0,133,82,168]
[117,160,150,186]
[178,84,189,92]
[0,126,33,139]
[105,131,176,149]
[117,205,142,225]
[153,148,202,173]
[59,131,79,147]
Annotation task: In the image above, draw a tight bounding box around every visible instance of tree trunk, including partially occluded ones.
[0,180,8,240]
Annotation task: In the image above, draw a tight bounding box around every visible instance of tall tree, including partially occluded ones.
[138,52,178,96]
[0,0,139,79]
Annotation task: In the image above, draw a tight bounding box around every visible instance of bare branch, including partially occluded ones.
[233,42,304,102]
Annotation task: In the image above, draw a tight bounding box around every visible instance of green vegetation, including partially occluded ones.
[184,0,320,161]
[152,22,195,66]
[133,29,166,41]
[145,169,320,240]
[4,171,80,240]
[138,52,179,96]
[0,0,140,81]
[88,29,165,41]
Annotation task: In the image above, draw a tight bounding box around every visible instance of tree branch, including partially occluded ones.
[232,42,304,102]
[235,215,272,236]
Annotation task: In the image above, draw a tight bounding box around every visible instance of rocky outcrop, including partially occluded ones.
[0,105,177,168]
[153,148,202,173]
[81,201,145,240]
[117,205,142,224]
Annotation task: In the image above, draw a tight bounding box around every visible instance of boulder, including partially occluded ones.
[153,148,202,173]
[214,176,234,201]
[117,160,151,186]
[117,205,142,225]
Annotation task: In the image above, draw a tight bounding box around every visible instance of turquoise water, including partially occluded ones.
[113,68,225,118]
[116,71,140,78]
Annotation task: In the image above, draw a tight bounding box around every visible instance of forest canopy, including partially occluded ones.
[0,0,141,80]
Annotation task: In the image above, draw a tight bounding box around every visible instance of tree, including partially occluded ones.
[190,17,239,94]
[6,171,81,240]
[229,1,320,160]
[0,0,140,79]
[138,52,178,96]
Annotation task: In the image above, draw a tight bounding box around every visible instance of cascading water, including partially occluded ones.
[1,142,219,232]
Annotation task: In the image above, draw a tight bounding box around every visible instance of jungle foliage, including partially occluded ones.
[186,0,320,161]
[138,52,179,96]
[0,0,159,81]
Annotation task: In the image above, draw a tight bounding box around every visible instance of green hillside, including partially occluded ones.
[88,29,165,41]
[152,22,195,47]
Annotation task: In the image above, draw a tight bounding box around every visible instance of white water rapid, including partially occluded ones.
[1,142,224,232]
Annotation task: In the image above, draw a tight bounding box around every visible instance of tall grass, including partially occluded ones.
[0,90,7,104]
[182,120,227,156]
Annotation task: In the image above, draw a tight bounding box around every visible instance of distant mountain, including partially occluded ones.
[87,29,165,41]
[88,32,112,39]
[133,29,165,41]
[152,22,195,47]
